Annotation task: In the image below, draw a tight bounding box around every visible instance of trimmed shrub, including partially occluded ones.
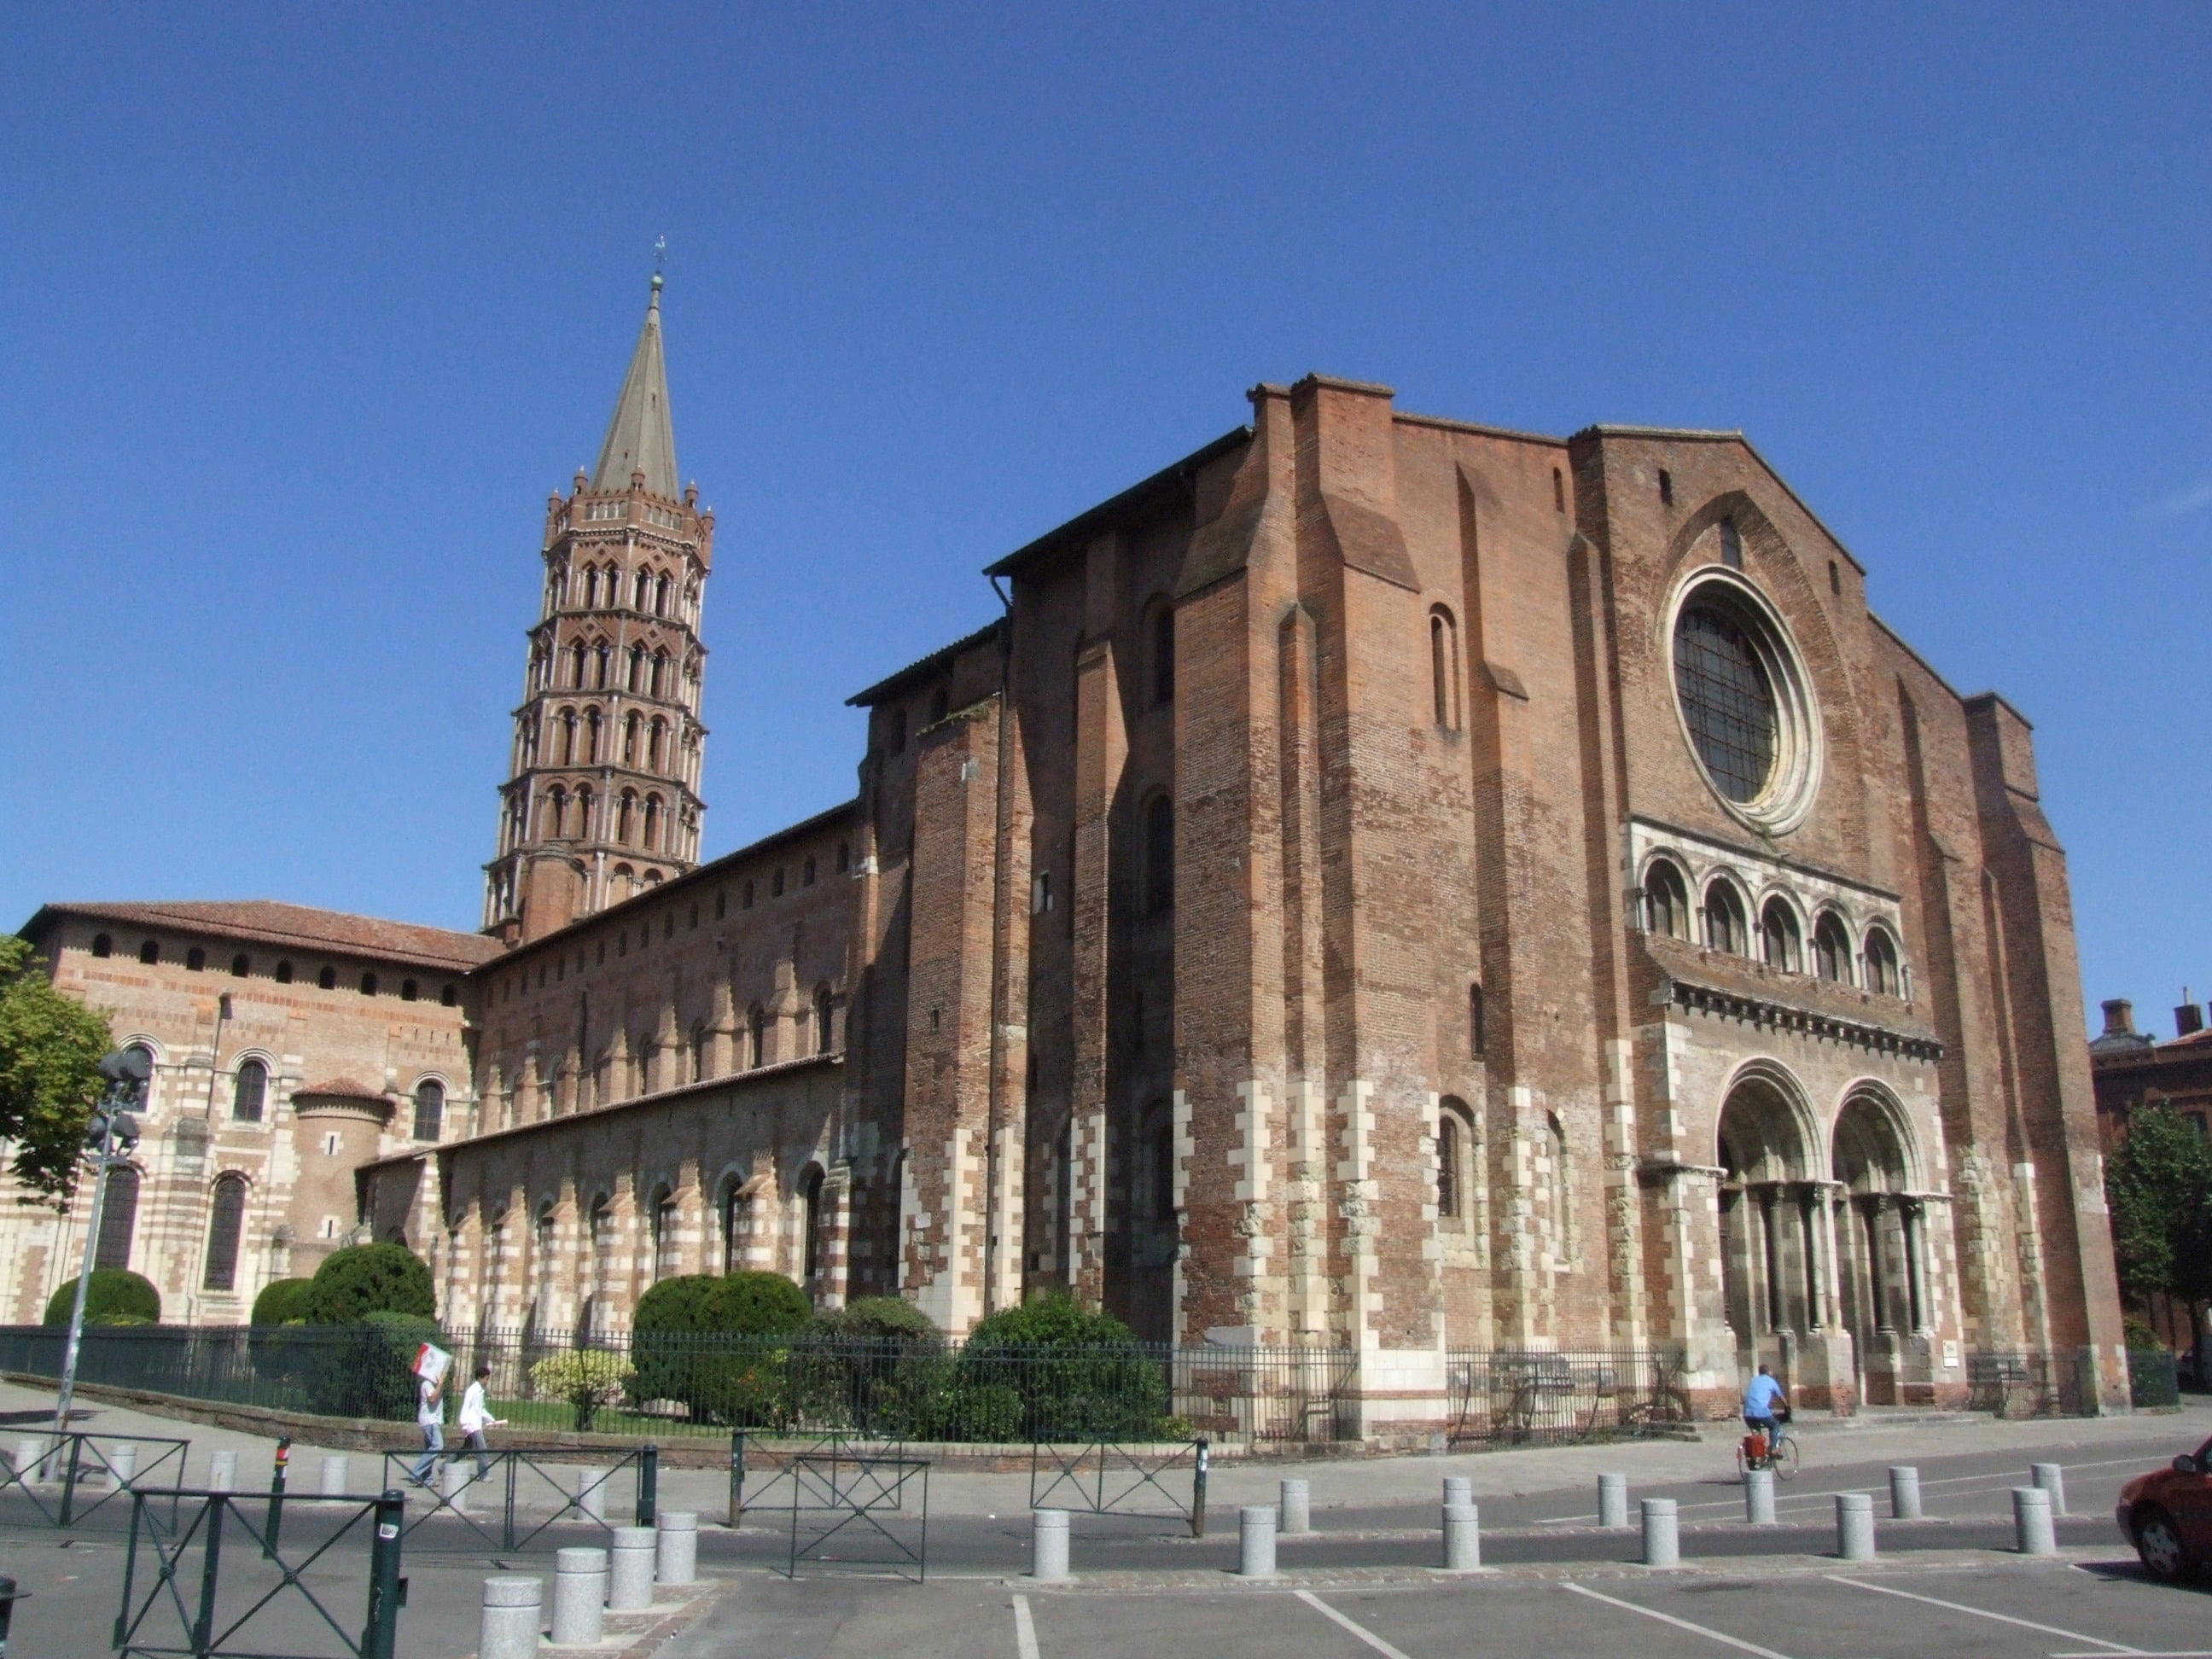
[43,1269,160,1328]
[531,1348,635,1432]
[957,1291,1167,1441]
[815,1295,940,1344]
[252,1278,315,1326]
[305,1311,443,1421]
[301,1244,434,1324]
[632,1271,811,1423]
[802,1296,948,1435]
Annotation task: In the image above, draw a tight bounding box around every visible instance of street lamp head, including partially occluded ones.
[98,1049,151,1086]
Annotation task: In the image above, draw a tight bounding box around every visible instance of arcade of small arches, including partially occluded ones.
[544,557,701,628]
[439,1158,835,1339]
[529,637,703,707]
[1639,852,1908,998]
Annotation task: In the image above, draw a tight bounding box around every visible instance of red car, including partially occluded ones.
[2117,1438,2212,1580]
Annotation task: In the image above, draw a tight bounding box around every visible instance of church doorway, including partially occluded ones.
[1831,1091,1923,1403]
[1716,1073,1819,1377]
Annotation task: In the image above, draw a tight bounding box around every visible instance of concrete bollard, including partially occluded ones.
[1888,1466,1922,1521]
[1835,1493,1876,1563]
[1238,1505,1278,1577]
[441,1457,473,1512]
[1598,1473,1629,1530]
[207,1449,237,1493]
[655,1511,697,1586]
[1641,1498,1679,1569]
[2012,1487,2057,1557]
[1279,1479,1312,1536]
[573,1466,609,1524]
[1442,1476,1473,1510]
[2031,1462,2068,1516]
[478,1575,543,1659]
[1743,1468,1776,1525]
[13,1439,48,1484]
[1442,1502,1481,1571]
[107,1444,138,1490]
[607,1527,656,1610]
[1031,1509,1070,1581]
[319,1455,349,1497]
[550,1548,608,1646]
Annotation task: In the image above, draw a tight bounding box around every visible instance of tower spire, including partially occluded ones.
[591,268,678,496]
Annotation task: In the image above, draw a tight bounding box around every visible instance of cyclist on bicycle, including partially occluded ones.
[1742,1364,1788,1464]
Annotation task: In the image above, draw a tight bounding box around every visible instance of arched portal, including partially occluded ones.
[1715,1070,1824,1370]
[1831,1090,1926,1402]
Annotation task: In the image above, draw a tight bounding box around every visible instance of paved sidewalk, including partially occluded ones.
[9,1376,2207,1521]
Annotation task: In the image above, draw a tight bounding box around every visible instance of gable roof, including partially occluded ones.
[23,900,504,972]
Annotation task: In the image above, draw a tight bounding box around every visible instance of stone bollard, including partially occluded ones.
[107,1444,138,1490]
[1031,1509,1070,1581]
[441,1457,473,1513]
[14,1440,47,1484]
[478,1575,542,1659]
[2012,1487,2057,1557]
[1238,1505,1278,1577]
[2031,1462,2068,1516]
[1598,1473,1629,1530]
[1743,1468,1776,1525]
[655,1511,697,1586]
[320,1455,349,1497]
[1640,1498,1679,1569]
[1442,1502,1481,1571]
[207,1449,237,1493]
[1442,1476,1473,1509]
[573,1466,609,1524]
[1888,1466,1922,1521]
[1279,1479,1312,1536]
[1835,1493,1876,1563]
[550,1548,608,1646]
[607,1527,656,1611]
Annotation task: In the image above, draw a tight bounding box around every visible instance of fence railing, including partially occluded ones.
[2128,1348,2182,1410]
[1444,1349,1691,1446]
[1965,1349,2098,1417]
[0,1429,192,1529]
[0,1324,1359,1449]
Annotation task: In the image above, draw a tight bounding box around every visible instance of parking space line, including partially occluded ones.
[1561,1580,1796,1657]
[1293,1590,1417,1659]
[1822,1575,2144,1652]
[1012,1592,1040,1659]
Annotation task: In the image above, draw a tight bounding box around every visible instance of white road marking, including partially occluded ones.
[1012,1592,1040,1659]
[1294,1589,1417,1659]
[1823,1575,2144,1652]
[1561,1580,1798,1657]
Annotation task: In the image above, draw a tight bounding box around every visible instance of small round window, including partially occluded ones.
[1666,568,1821,834]
[1674,604,1776,803]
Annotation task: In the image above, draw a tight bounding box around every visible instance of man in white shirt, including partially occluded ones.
[407,1374,445,1485]
[456,1361,504,1481]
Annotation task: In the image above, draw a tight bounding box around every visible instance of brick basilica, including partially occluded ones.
[9,279,2128,1429]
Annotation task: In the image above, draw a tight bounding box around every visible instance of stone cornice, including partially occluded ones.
[1659,976,1943,1063]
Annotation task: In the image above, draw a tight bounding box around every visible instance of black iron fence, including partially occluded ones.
[0,1429,191,1529]
[0,1324,1359,1449]
[2129,1348,2182,1410]
[1965,1349,2098,1417]
[1444,1349,1691,1447]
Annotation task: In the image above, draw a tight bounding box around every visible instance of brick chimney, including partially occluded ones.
[2102,998,2139,1039]
[2177,988,2204,1038]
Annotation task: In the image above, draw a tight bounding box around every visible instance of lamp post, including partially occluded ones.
[53,1050,148,1429]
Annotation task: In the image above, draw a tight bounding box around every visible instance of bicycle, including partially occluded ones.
[1734,1409,1800,1481]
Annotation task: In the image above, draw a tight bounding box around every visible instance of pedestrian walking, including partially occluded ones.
[457,1361,506,1481]
[407,1371,445,1485]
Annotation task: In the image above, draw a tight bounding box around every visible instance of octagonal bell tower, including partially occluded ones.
[483,273,714,945]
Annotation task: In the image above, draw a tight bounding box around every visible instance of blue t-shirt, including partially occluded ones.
[1743,1374,1785,1417]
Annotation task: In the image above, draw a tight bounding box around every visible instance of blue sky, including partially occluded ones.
[3,3,2205,1037]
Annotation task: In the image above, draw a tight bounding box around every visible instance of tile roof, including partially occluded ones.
[28,900,504,972]
[297,1078,387,1101]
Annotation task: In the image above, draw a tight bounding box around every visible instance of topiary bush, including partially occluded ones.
[305,1310,444,1421]
[631,1272,812,1423]
[252,1278,315,1326]
[43,1269,160,1328]
[956,1291,1167,1441]
[301,1243,434,1324]
[531,1348,635,1431]
[802,1296,949,1436]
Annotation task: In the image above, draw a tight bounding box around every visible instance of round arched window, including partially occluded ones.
[1674,604,1775,802]
[1667,570,1821,833]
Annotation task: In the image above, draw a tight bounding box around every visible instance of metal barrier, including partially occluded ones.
[379,1444,656,1552]
[1445,1350,1690,1447]
[0,1429,190,1529]
[112,1487,404,1659]
[1967,1350,2095,1417]
[729,1430,901,1522]
[784,1448,929,1583]
[1029,1439,1204,1535]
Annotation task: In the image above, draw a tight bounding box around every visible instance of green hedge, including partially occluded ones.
[251,1278,315,1325]
[301,1244,434,1324]
[632,1272,811,1423]
[43,1269,160,1328]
